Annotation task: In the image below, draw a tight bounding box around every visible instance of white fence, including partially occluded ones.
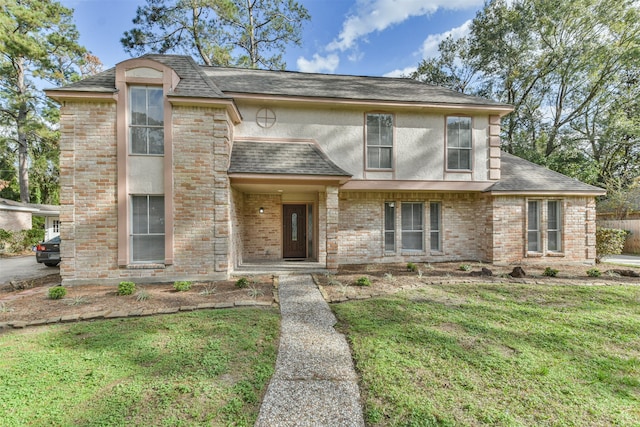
[597,219,640,254]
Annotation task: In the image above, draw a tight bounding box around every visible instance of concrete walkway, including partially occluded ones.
[255,275,365,427]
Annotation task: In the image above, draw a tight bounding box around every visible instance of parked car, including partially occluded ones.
[36,236,60,267]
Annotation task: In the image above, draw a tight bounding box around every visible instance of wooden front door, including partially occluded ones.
[283,204,306,258]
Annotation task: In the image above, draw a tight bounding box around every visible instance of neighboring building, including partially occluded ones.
[46,54,604,285]
[0,197,60,241]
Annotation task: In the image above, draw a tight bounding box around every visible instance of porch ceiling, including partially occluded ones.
[231,180,329,194]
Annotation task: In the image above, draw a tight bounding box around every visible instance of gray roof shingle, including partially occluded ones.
[228,141,351,177]
[488,152,605,194]
[48,54,510,109]
[202,66,510,107]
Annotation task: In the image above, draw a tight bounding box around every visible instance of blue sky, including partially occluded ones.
[60,0,484,77]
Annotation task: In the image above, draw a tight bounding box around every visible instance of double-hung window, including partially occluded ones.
[446,116,472,170]
[402,203,423,251]
[131,195,165,262]
[527,200,541,252]
[547,201,562,252]
[366,113,393,169]
[384,202,395,252]
[130,86,164,155]
[430,202,441,251]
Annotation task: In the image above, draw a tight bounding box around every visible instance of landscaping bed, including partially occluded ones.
[0,275,275,326]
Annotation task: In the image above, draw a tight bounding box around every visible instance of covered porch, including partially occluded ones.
[227,140,351,272]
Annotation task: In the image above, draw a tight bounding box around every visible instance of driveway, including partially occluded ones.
[0,255,59,285]
[601,255,640,267]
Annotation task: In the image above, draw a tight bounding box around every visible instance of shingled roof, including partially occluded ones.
[487,152,605,194]
[202,66,510,108]
[228,141,351,177]
[47,54,511,110]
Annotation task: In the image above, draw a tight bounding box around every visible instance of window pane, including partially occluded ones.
[380,115,393,145]
[447,148,459,169]
[548,201,558,229]
[402,232,423,250]
[385,232,395,252]
[148,196,165,233]
[430,231,440,251]
[131,196,148,234]
[458,149,471,170]
[131,127,147,154]
[130,87,147,125]
[384,203,395,231]
[367,115,381,145]
[132,235,165,262]
[527,201,539,231]
[147,88,164,125]
[548,231,559,251]
[528,231,539,252]
[148,128,164,154]
[367,147,377,168]
[380,147,392,169]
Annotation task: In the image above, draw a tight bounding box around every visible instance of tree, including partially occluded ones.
[0,0,90,203]
[121,0,310,69]
[412,0,640,191]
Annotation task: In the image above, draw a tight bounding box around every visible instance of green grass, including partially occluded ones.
[333,283,640,426]
[0,308,279,426]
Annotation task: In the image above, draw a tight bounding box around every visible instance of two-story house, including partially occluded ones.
[46,55,604,285]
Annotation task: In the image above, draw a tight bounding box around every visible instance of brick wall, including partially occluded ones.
[59,102,119,282]
[59,102,234,285]
[490,195,597,265]
[242,194,282,260]
[338,192,597,266]
[338,191,486,264]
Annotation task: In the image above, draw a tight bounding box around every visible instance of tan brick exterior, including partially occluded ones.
[242,194,282,260]
[58,101,235,285]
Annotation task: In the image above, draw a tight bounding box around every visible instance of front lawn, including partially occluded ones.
[0,308,279,426]
[333,282,640,426]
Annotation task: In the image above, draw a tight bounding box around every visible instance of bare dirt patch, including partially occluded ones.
[0,275,274,323]
[315,262,640,302]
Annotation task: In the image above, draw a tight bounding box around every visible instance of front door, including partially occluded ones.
[283,204,306,258]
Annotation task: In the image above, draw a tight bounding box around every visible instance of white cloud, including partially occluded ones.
[327,0,482,52]
[383,66,417,78]
[296,53,340,73]
[419,19,472,59]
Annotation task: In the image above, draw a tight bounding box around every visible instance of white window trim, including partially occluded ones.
[365,113,395,170]
[445,116,473,172]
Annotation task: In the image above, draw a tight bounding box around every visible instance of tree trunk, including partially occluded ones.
[16,57,30,203]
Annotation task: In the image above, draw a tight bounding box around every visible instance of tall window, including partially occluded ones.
[131,195,165,262]
[430,202,441,251]
[384,202,396,252]
[447,116,472,170]
[527,201,541,252]
[547,201,562,251]
[367,113,393,169]
[130,86,164,155]
[402,203,423,251]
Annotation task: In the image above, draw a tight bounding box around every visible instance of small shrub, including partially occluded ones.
[48,286,67,300]
[174,281,192,292]
[383,272,394,281]
[136,289,151,301]
[63,296,89,306]
[587,268,601,278]
[423,263,434,270]
[355,276,371,286]
[406,262,417,272]
[117,281,136,296]
[417,269,423,279]
[459,264,472,272]
[199,285,217,296]
[235,277,250,288]
[595,227,629,262]
[543,267,559,277]
[247,285,265,299]
[0,302,14,313]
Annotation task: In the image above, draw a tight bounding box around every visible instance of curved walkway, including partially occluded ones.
[256,274,364,426]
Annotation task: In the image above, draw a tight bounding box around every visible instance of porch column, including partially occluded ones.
[326,186,339,272]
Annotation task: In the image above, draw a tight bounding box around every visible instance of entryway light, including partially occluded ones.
[259,207,264,214]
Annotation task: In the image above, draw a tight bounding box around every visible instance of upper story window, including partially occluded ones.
[446,116,472,170]
[366,113,394,169]
[130,86,164,155]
